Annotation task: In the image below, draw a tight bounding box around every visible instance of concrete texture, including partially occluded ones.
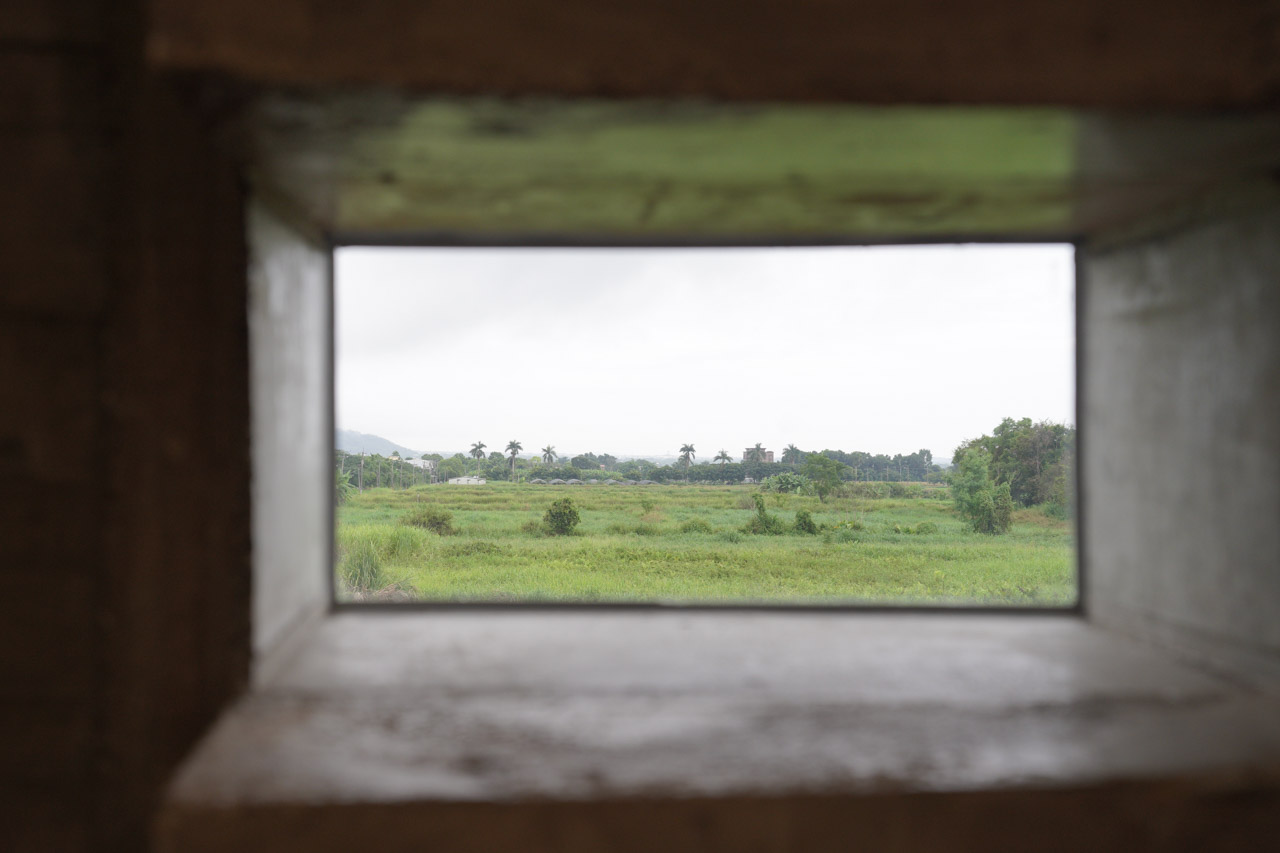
[157,612,1280,850]
[146,0,1280,109]
[243,94,1280,241]
[248,204,331,664]
[1082,203,1280,685]
[2,1,1279,851]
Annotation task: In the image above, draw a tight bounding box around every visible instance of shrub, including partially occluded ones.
[543,497,581,535]
[951,450,1011,535]
[339,539,385,592]
[914,521,939,534]
[632,523,659,536]
[400,505,457,535]
[639,497,657,514]
[792,509,819,535]
[718,530,744,543]
[442,541,506,557]
[521,519,544,535]
[741,493,788,535]
[760,472,809,494]
[679,517,714,534]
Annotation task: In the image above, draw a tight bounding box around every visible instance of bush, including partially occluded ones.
[951,450,1011,535]
[679,517,714,534]
[914,521,939,534]
[760,472,808,494]
[543,497,581,536]
[520,519,544,535]
[792,509,819,535]
[442,541,506,557]
[741,493,788,535]
[339,539,385,592]
[400,505,456,536]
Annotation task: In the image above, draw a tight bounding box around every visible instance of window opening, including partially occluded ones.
[333,245,1076,607]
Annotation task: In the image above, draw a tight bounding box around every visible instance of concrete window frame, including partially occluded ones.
[322,236,1084,619]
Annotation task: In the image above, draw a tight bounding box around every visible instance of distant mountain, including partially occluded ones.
[336,429,423,459]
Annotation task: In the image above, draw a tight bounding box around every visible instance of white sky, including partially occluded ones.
[335,245,1074,461]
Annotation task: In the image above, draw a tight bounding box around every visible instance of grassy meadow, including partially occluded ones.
[335,483,1076,606]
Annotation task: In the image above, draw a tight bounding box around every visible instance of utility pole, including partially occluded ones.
[358,452,364,493]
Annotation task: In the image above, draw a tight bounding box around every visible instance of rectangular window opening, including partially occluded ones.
[332,244,1078,610]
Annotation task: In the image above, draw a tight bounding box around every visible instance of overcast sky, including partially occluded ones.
[335,245,1074,461]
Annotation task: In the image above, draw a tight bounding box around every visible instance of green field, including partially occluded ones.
[335,483,1075,606]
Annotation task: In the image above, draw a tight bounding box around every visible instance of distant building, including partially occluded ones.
[742,448,775,463]
[447,476,486,485]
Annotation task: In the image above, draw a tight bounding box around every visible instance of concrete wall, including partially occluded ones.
[0,3,253,849]
[248,205,331,665]
[0,8,107,849]
[1082,203,1280,684]
[1,2,1277,852]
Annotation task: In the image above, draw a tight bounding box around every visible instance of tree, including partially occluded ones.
[801,454,847,502]
[950,449,1011,534]
[541,445,557,465]
[953,418,1075,507]
[506,439,523,479]
[746,443,766,463]
[334,467,355,505]
[543,498,580,536]
[714,449,732,475]
[678,443,696,481]
[781,444,804,465]
[469,441,486,474]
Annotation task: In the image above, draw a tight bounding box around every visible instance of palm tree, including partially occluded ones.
[747,443,766,463]
[679,443,696,481]
[541,445,556,465]
[469,441,486,474]
[782,444,803,465]
[714,449,732,482]
[506,440,523,479]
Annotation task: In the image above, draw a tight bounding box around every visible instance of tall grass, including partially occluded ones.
[335,483,1075,605]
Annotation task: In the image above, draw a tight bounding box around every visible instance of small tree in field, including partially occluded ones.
[543,498,581,536]
[801,454,847,502]
[951,449,1011,534]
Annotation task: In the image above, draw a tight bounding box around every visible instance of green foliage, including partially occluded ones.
[639,497,657,514]
[679,517,714,534]
[953,418,1075,507]
[761,472,809,494]
[339,539,385,592]
[400,505,457,535]
[950,450,1011,535]
[543,497,581,536]
[993,482,1014,533]
[335,483,1074,605]
[741,493,788,535]
[335,467,355,505]
[801,454,848,502]
[792,509,819,535]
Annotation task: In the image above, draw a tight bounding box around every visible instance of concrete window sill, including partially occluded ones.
[157,612,1280,851]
